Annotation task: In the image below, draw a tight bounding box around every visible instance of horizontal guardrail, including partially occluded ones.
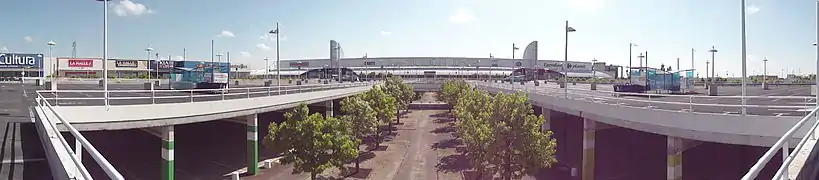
[35,92,125,180]
[742,107,819,180]
[36,81,376,106]
[475,81,816,116]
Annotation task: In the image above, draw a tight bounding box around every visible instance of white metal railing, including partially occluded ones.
[36,92,125,180]
[474,81,815,116]
[741,107,819,180]
[35,82,375,106]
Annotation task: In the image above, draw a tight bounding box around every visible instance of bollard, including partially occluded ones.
[590,82,597,90]
[154,80,161,87]
[296,80,302,85]
[98,79,104,87]
[234,80,239,86]
[264,159,274,168]
[230,172,240,180]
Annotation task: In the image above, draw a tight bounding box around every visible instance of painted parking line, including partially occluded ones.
[723,111,738,115]
[775,113,788,117]
[772,98,782,102]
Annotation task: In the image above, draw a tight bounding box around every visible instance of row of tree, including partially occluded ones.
[263,76,415,179]
[441,79,558,180]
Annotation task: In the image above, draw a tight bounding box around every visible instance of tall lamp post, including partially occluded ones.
[146,47,153,80]
[709,46,718,86]
[97,0,111,108]
[264,57,270,80]
[740,0,749,115]
[763,57,768,90]
[512,43,519,59]
[628,42,638,81]
[268,23,280,91]
[706,61,710,88]
[564,20,577,98]
[47,41,56,90]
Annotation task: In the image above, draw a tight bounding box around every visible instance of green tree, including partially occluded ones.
[382,76,416,124]
[487,92,557,180]
[362,85,397,145]
[340,95,378,172]
[440,79,471,112]
[263,103,358,180]
[453,88,496,178]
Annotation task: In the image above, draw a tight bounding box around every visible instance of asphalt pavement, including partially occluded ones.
[484,81,815,117]
[0,82,52,180]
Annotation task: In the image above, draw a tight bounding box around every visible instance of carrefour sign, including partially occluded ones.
[0,53,43,69]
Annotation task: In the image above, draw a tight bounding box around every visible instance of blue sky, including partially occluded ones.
[2,0,818,77]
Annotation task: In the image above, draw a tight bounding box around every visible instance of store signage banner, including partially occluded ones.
[150,60,173,69]
[115,60,138,67]
[68,59,94,67]
[0,53,43,68]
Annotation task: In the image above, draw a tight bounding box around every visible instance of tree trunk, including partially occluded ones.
[311,172,317,180]
[355,150,361,173]
[396,108,401,124]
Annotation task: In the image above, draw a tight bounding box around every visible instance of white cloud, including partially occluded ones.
[1,46,7,52]
[112,0,154,17]
[240,51,251,57]
[380,31,392,36]
[218,30,235,37]
[449,8,475,23]
[567,0,607,12]
[747,5,761,15]
[23,36,32,42]
[256,44,271,50]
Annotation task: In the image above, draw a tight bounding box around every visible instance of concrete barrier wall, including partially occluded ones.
[49,86,373,131]
[479,85,810,147]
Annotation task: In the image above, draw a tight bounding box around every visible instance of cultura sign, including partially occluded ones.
[0,53,42,68]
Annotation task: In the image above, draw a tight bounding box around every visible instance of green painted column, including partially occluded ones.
[161,126,175,180]
[247,114,259,175]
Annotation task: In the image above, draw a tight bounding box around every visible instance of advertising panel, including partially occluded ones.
[115,60,138,67]
[290,61,309,67]
[542,60,592,73]
[0,53,43,69]
[149,60,174,69]
[68,59,94,67]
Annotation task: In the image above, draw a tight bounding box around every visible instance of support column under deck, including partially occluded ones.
[325,101,334,118]
[247,114,260,175]
[582,119,597,180]
[541,107,552,131]
[160,126,175,180]
[667,136,684,180]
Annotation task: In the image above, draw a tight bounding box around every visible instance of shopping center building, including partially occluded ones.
[54,58,252,78]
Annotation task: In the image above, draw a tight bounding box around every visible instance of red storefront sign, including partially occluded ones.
[68,59,94,67]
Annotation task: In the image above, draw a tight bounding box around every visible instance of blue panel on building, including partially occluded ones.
[0,53,44,69]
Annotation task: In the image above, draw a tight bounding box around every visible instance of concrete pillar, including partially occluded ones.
[246,114,259,175]
[540,107,551,131]
[325,101,334,118]
[667,136,684,180]
[582,119,596,180]
[161,126,175,180]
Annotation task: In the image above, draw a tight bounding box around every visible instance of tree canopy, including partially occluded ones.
[263,103,358,180]
[445,81,558,179]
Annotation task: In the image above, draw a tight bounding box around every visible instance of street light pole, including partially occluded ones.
[47,41,56,90]
[629,42,638,82]
[264,57,269,80]
[146,47,153,80]
[98,0,111,108]
[706,61,710,87]
[740,0,748,115]
[709,46,718,86]
[564,20,577,98]
[763,57,768,90]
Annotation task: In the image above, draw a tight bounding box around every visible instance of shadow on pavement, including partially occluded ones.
[431,138,462,150]
[435,154,470,173]
[430,125,455,134]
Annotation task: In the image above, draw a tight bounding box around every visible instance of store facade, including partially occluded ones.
[0,53,45,78]
[58,58,150,78]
